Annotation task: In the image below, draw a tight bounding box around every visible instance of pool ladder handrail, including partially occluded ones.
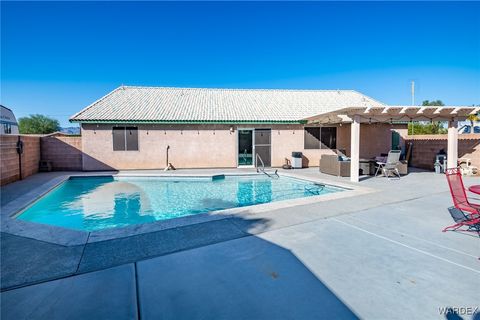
[256,153,279,178]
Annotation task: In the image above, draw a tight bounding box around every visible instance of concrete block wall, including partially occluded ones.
[41,136,83,171]
[406,134,479,170]
[0,135,41,186]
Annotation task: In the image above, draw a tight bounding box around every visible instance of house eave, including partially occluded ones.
[70,119,308,125]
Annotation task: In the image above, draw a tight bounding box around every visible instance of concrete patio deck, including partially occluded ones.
[1,168,479,319]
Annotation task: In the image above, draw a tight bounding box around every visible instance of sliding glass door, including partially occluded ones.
[238,129,253,166]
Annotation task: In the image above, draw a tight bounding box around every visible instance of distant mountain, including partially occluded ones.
[60,126,81,135]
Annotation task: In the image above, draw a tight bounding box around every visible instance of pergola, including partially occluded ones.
[306,105,480,182]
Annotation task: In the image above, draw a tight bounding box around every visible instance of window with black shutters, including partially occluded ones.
[112,127,139,151]
[304,127,336,149]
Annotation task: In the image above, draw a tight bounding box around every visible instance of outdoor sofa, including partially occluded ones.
[319,154,408,177]
[319,154,351,177]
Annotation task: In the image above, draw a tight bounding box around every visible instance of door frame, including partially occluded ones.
[253,128,272,168]
[391,131,401,150]
[236,128,255,168]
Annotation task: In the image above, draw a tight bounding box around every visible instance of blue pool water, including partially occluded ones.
[17,175,344,231]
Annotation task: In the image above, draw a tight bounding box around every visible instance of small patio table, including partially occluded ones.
[468,185,480,195]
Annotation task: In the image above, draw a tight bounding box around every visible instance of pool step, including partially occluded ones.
[212,174,226,181]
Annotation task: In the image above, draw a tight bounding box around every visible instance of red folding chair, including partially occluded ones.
[443,167,480,233]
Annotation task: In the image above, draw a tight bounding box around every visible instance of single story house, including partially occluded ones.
[70,86,479,182]
[0,105,19,135]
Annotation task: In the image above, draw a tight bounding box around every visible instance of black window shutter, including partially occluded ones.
[113,127,126,151]
[126,127,139,151]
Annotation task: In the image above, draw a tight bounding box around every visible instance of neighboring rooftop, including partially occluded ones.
[70,86,386,123]
[0,105,18,124]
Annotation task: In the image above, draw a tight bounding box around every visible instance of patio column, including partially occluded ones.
[350,115,360,182]
[447,118,458,169]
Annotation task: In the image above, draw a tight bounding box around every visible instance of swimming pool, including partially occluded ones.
[17,175,344,232]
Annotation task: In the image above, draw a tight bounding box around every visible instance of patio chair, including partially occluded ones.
[443,167,480,233]
[443,207,480,233]
[374,150,401,179]
[458,158,478,176]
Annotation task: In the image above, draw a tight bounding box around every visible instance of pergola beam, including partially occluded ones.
[381,107,390,114]
[399,107,410,114]
[417,107,425,114]
[469,107,480,115]
[450,107,462,115]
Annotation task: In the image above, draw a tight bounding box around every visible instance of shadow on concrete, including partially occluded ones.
[0,215,268,291]
[443,307,480,320]
[136,215,359,319]
[448,229,480,239]
[358,166,435,181]
[1,213,359,319]
[444,308,463,320]
[0,232,84,290]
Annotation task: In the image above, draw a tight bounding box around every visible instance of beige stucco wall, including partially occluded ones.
[336,123,407,159]
[81,123,405,170]
[270,124,343,167]
[81,124,237,170]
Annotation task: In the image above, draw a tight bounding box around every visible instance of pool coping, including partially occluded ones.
[0,171,376,246]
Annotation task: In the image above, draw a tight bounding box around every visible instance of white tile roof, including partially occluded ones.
[70,86,386,123]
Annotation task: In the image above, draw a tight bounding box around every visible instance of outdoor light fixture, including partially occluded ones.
[369,118,372,124]
[230,126,234,133]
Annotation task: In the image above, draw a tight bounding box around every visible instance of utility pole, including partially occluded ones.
[410,81,415,135]
[411,81,415,106]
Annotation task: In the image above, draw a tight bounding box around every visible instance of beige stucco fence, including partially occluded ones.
[405,134,479,170]
[0,135,82,186]
[0,135,41,186]
[40,136,83,171]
